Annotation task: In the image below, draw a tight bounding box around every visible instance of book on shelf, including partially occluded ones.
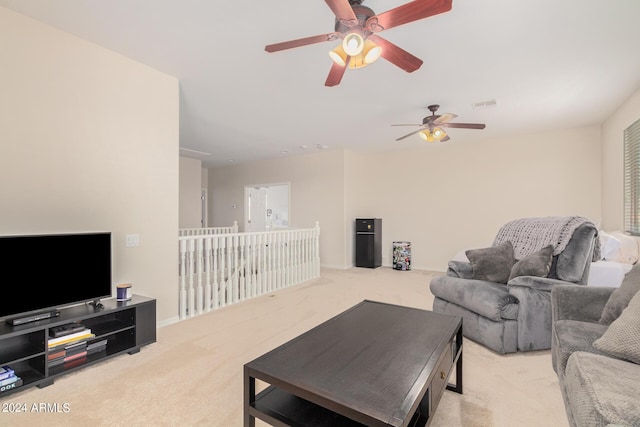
[48,339,88,355]
[86,339,108,351]
[0,378,23,394]
[87,346,107,356]
[48,331,94,349]
[48,350,65,361]
[49,322,86,338]
[63,357,87,369]
[49,358,65,368]
[0,366,15,381]
[0,375,19,387]
[65,343,88,356]
[64,351,87,363]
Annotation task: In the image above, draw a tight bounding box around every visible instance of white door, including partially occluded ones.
[248,187,267,232]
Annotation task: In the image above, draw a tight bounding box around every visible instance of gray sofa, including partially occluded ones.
[551,265,640,427]
[430,221,597,354]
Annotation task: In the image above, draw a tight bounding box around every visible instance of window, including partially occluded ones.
[624,118,640,235]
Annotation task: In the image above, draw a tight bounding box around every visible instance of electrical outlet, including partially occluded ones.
[126,234,140,247]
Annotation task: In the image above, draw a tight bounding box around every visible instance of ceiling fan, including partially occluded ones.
[393,104,486,142]
[265,0,452,87]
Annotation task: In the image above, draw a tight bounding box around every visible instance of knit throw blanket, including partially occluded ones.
[493,216,600,261]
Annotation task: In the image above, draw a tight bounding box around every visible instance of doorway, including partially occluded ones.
[245,183,290,232]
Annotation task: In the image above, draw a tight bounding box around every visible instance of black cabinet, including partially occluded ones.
[355,218,382,268]
[0,295,156,397]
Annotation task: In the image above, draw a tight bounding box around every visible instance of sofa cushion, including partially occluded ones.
[553,319,609,376]
[466,241,515,284]
[599,262,640,325]
[594,290,640,364]
[508,245,554,281]
[563,352,640,427]
[430,275,519,321]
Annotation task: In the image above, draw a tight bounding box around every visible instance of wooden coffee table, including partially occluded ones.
[244,300,463,426]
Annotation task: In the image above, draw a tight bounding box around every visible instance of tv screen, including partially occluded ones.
[0,232,112,321]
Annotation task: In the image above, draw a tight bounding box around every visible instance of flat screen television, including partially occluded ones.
[0,232,112,322]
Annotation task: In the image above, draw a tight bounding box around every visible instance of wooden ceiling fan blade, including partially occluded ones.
[440,135,451,142]
[443,123,486,129]
[367,0,452,32]
[325,58,350,87]
[396,129,425,141]
[367,35,422,73]
[265,33,339,53]
[324,0,357,21]
[433,113,457,124]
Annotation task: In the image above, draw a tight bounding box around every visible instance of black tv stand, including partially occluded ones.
[0,295,155,397]
[5,310,60,326]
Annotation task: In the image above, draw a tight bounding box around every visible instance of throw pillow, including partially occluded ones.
[508,245,554,282]
[600,262,640,325]
[466,241,515,284]
[593,290,640,364]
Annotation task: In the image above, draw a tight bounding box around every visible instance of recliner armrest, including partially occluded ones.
[507,276,574,293]
[551,284,614,323]
[447,260,473,279]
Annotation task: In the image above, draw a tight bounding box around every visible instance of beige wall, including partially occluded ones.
[0,8,180,323]
[345,126,602,270]
[179,157,202,228]
[209,126,601,271]
[601,87,640,231]
[208,150,347,268]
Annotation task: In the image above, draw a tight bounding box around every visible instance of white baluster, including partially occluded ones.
[248,234,255,298]
[285,232,291,287]
[239,234,246,302]
[196,238,204,315]
[299,230,305,282]
[233,235,239,303]
[187,239,196,318]
[277,232,283,289]
[315,221,321,277]
[306,229,312,280]
[204,237,212,313]
[179,239,187,319]
[294,231,300,284]
[220,237,227,307]
[212,237,219,310]
[267,233,274,292]
[256,234,263,295]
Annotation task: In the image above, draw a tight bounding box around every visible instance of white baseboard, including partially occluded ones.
[320,264,351,270]
[157,316,180,329]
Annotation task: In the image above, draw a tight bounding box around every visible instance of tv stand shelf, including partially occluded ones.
[0,295,155,397]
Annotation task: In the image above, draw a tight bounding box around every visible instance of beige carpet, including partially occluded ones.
[2,268,569,426]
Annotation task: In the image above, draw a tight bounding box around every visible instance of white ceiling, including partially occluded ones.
[2,0,640,168]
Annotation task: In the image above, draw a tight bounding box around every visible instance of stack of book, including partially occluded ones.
[0,366,23,394]
[48,324,95,368]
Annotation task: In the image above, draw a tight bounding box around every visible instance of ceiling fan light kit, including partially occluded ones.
[419,127,447,142]
[394,104,485,142]
[329,39,381,68]
[342,32,364,56]
[265,0,453,86]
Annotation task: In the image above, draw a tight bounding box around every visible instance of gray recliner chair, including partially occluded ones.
[430,220,598,354]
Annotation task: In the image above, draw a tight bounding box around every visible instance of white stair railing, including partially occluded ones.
[178,222,321,320]
[178,221,238,237]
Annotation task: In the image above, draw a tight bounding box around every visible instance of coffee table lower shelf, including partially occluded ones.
[251,386,361,426]
[250,386,431,427]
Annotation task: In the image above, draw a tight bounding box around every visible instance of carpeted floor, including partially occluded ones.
[1,268,569,426]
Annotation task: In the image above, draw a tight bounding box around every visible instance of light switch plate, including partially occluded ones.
[126,234,140,247]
